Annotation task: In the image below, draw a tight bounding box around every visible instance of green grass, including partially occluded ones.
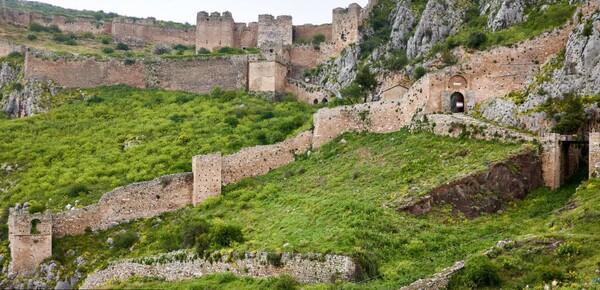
[46,130,532,288]
[0,86,315,212]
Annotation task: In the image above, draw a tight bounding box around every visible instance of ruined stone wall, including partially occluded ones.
[82,251,356,288]
[0,40,26,56]
[24,54,146,89]
[541,133,562,189]
[589,132,600,178]
[0,7,31,27]
[248,60,288,93]
[257,15,293,48]
[403,28,570,114]
[148,56,250,94]
[312,100,408,148]
[8,209,52,273]
[234,22,259,48]
[196,12,235,51]
[52,173,193,236]
[293,24,332,43]
[285,78,331,104]
[112,19,194,47]
[289,43,337,78]
[222,131,313,185]
[332,4,361,52]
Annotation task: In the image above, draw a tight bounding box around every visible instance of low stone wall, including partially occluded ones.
[400,261,465,290]
[285,78,331,104]
[82,251,356,288]
[52,173,193,236]
[0,41,26,57]
[398,150,543,219]
[222,131,313,185]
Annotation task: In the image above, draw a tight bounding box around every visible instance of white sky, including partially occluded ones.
[33,0,369,25]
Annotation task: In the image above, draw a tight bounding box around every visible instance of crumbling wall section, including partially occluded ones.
[257,15,293,48]
[293,24,332,43]
[8,208,52,274]
[82,251,356,288]
[332,4,361,52]
[222,131,313,185]
[234,22,259,48]
[590,132,600,178]
[52,173,193,236]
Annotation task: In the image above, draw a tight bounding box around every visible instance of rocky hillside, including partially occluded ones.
[0,52,67,118]
[480,10,600,134]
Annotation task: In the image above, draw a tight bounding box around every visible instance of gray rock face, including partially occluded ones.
[389,0,417,51]
[315,45,361,92]
[479,12,600,133]
[0,61,64,119]
[406,0,468,59]
[481,0,526,31]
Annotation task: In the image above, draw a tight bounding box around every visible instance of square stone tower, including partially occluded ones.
[8,206,52,274]
[196,11,235,52]
[257,15,293,49]
[332,3,362,52]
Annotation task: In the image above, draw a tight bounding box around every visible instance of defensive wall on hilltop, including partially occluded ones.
[24,53,254,94]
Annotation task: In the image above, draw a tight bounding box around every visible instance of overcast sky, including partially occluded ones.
[33,0,369,25]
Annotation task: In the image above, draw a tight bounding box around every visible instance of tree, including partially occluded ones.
[467,31,487,49]
[552,94,588,135]
[355,66,378,102]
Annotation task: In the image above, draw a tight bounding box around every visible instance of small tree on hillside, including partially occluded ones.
[355,66,378,103]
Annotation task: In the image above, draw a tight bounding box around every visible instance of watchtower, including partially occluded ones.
[8,205,52,274]
[196,11,235,52]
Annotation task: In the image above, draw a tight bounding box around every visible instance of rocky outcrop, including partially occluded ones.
[406,0,469,59]
[481,0,527,31]
[389,0,417,51]
[398,150,543,219]
[479,11,600,134]
[314,45,361,92]
[0,60,66,118]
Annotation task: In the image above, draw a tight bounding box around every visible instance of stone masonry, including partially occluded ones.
[589,132,600,178]
[8,208,52,274]
[192,154,222,207]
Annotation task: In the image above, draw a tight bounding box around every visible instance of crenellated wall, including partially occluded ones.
[0,7,112,35]
[196,11,235,51]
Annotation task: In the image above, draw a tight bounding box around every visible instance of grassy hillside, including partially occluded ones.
[0,86,315,213]
[46,130,530,289]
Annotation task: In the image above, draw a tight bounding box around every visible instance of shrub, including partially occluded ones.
[65,39,77,46]
[312,34,326,44]
[533,264,564,282]
[211,224,244,247]
[352,249,379,281]
[384,50,408,71]
[28,202,46,214]
[152,43,172,55]
[413,66,427,80]
[180,219,210,248]
[198,47,211,54]
[124,58,136,66]
[48,25,61,33]
[81,32,94,39]
[115,42,130,51]
[455,255,501,288]
[267,252,283,267]
[65,184,90,197]
[100,36,111,45]
[173,44,188,51]
[217,47,245,54]
[113,231,139,250]
[86,95,104,104]
[271,274,299,290]
[52,33,71,43]
[467,31,488,49]
[29,22,46,32]
[582,20,593,37]
[27,34,37,41]
[102,47,114,54]
[224,116,239,127]
[551,94,587,134]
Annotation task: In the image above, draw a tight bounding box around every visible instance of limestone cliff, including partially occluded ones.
[406,0,469,59]
[0,60,72,119]
[479,11,600,133]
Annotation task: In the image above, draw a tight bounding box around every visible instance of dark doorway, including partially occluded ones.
[451,92,465,113]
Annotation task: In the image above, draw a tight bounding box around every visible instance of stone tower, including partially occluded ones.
[196,11,235,52]
[332,3,362,52]
[257,15,293,50]
[8,205,52,274]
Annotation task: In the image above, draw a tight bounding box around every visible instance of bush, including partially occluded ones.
[198,47,211,54]
[81,32,95,39]
[551,94,587,134]
[27,34,37,41]
[413,66,427,80]
[266,252,283,267]
[582,20,593,37]
[102,47,114,54]
[65,39,77,46]
[52,33,71,43]
[271,275,299,290]
[113,231,139,250]
[100,37,111,45]
[65,184,90,197]
[312,34,326,44]
[173,44,188,51]
[29,22,46,32]
[152,43,172,55]
[454,255,501,288]
[180,219,210,248]
[124,58,136,66]
[217,47,245,54]
[28,202,46,214]
[211,224,244,247]
[48,24,61,33]
[115,42,130,51]
[467,31,488,49]
[86,95,104,104]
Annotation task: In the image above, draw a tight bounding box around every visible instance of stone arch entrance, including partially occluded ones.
[450,92,465,113]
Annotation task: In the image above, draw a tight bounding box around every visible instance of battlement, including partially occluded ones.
[197,11,234,21]
[332,3,362,52]
[113,17,156,26]
[257,14,293,48]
